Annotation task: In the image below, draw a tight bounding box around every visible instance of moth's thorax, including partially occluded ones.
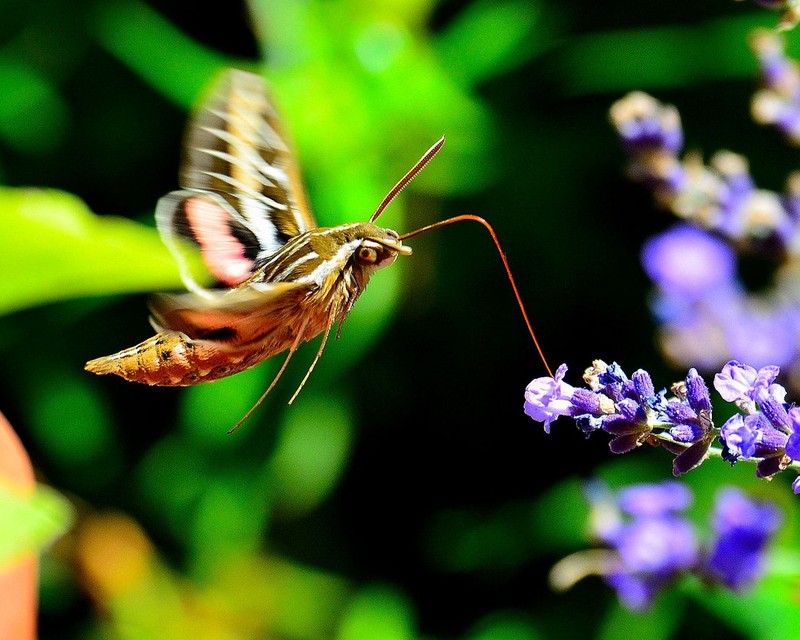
[254,221,409,289]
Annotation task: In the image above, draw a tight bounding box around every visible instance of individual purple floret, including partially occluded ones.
[704,487,782,590]
[524,363,578,433]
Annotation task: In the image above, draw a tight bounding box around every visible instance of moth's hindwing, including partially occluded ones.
[156,69,317,292]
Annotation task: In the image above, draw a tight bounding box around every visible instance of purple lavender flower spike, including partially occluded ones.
[578,481,783,611]
[525,359,800,490]
[524,364,576,433]
[593,481,698,611]
[705,487,782,591]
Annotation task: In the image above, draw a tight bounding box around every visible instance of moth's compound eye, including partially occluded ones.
[356,246,379,265]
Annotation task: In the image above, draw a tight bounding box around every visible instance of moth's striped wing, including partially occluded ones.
[148,280,314,350]
[156,69,316,293]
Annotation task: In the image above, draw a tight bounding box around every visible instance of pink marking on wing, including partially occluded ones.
[185,197,254,286]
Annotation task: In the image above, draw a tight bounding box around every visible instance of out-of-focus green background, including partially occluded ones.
[2,0,800,638]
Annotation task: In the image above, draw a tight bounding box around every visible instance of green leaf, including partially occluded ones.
[0,483,73,569]
[0,187,206,314]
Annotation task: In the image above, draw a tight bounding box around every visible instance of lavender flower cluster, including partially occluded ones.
[609,32,800,387]
[525,360,800,492]
[559,481,782,611]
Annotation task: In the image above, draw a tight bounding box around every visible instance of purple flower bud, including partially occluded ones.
[616,398,647,424]
[662,400,697,426]
[669,423,705,444]
[685,368,712,413]
[705,487,782,591]
[631,369,656,401]
[755,387,791,431]
[570,388,604,415]
[524,364,575,433]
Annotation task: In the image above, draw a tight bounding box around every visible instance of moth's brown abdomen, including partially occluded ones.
[85,332,258,386]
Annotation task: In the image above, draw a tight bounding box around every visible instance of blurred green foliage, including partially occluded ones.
[0,482,71,570]
[1,0,799,639]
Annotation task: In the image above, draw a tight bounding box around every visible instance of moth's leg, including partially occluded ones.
[227,318,310,433]
[287,318,335,406]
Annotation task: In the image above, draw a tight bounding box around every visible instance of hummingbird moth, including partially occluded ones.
[86,69,551,429]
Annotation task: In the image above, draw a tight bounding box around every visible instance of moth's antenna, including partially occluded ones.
[401,215,553,377]
[370,136,445,223]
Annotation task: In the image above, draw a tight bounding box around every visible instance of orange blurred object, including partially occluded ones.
[0,411,36,640]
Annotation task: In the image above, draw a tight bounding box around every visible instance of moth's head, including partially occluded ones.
[352,224,412,274]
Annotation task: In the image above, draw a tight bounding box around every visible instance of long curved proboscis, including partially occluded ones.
[401,214,553,378]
